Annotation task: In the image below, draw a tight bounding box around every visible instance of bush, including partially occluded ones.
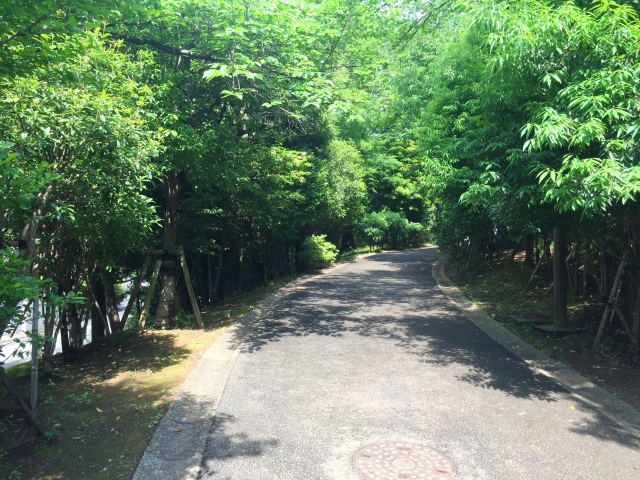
[174,309,196,329]
[432,202,495,276]
[353,212,387,250]
[299,235,338,271]
[354,210,425,250]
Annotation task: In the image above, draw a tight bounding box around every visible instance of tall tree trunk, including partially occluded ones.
[630,272,640,353]
[155,170,181,328]
[91,278,106,339]
[238,246,244,292]
[67,304,81,362]
[59,306,71,363]
[544,234,553,282]
[18,182,55,276]
[553,226,568,327]
[524,234,535,268]
[263,250,269,286]
[105,282,121,332]
[42,298,56,375]
[208,255,213,306]
[212,236,225,302]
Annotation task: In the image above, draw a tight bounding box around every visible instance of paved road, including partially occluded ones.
[200,248,640,479]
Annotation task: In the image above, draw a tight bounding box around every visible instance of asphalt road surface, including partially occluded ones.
[200,248,640,479]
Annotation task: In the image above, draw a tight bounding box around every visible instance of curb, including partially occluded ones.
[132,274,315,480]
[432,255,640,438]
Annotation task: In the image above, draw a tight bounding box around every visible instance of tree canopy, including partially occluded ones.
[2,0,640,366]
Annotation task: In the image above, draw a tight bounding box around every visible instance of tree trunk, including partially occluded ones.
[67,304,81,362]
[42,296,55,375]
[582,248,588,298]
[59,307,71,363]
[18,182,55,276]
[263,250,269,287]
[524,233,534,268]
[553,226,568,328]
[0,369,45,436]
[631,276,640,352]
[105,282,121,332]
[91,278,106,339]
[544,234,553,282]
[212,237,225,302]
[208,255,213,306]
[155,170,181,328]
[238,246,245,292]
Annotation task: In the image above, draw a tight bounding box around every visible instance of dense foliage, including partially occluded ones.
[0,0,439,368]
[2,0,640,372]
[414,1,640,351]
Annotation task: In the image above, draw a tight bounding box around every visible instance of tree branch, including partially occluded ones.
[110,33,226,62]
[0,3,67,47]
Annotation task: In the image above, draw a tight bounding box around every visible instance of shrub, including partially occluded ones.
[174,309,196,329]
[354,210,425,250]
[353,212,387,251]
[299,235,338,271]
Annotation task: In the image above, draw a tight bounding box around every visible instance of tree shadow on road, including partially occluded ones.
[227,248,640,450]
[200,413,279,477]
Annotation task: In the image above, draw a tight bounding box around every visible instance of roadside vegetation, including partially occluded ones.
[2,0,640,472]
[446,252,640,412]
[0,281,295,479]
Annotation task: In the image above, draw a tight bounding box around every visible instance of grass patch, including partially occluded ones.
[0,251,380,479]
[0,277,305,480]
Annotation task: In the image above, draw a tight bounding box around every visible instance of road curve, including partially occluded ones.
[200,248,640,479]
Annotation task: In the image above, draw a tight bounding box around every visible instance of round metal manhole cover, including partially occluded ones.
[353,441,456,480]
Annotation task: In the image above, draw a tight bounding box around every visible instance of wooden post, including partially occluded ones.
[593,252,627,349]
[524,252,547,292]
[178,248,204,328]
[86,287,112,344]
[138,260,162,331]
[553,226,568,328]
[0,369,45,436]
[30,297,39,411]
[120,255,152,327]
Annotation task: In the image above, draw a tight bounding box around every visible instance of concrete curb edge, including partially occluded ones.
[432,254,640,437]
[132,274,316,480]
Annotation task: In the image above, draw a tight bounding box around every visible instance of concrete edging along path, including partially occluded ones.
[132,275,315,480]
[132,260,355,480]
[135,249,640,480]
[432,254,640,437]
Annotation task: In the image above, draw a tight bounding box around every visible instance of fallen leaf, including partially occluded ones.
[570,406,575,410]
[116,416,120,421]
[175,428,182,433]
[96,407,103,413]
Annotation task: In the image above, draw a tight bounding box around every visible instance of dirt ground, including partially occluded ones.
[446,252,640,412]
[0,278,295,480]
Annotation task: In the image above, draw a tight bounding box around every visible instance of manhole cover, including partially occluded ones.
[353,441,456,480]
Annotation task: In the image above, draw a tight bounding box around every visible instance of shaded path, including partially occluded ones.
[201,248,640,479]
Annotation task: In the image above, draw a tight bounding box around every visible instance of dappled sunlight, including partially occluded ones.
[568,414,640,450]
[220,248,640,453]
[201,413,279,476]
[233,249,562,403]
